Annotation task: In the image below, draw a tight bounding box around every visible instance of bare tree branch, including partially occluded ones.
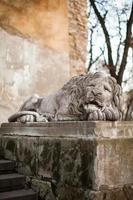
[89,0,116,78]
[117,3,133,85]
[88,27,94,70]
[115,9,123,68]
[88,47,105,70]
[88,16,105,71]
[100,47,107,64]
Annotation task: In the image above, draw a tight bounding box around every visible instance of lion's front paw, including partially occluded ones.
[17,115,35,123]
[88,110,106,121]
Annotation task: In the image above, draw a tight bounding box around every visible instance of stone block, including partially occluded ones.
[0,135,38,176]
[26,177,56,200]
[0,121,133,200]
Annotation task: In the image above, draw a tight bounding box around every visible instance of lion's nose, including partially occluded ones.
[89,96,94,101]
[86,93,94,102]
[92,90,96,95]
[92,88,102,96]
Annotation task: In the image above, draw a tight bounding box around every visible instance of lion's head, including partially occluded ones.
[62,72,122,121]
[83,72,122,121]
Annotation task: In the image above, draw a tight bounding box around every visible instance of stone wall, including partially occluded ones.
[0,121,133,200]
[68,0,88,76]
[0,0,88,122]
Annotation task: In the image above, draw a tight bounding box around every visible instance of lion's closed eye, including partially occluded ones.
[104,85,112,92]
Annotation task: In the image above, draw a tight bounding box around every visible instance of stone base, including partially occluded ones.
[87,185,133,200]
[28,179,133,200]
[0,121,133,200]
[26,177,133,200]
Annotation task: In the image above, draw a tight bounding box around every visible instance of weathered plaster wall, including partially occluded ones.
[0,29,70,122]
[0,0,88,122]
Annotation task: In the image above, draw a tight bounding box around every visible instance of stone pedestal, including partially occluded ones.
[0,121,133,200]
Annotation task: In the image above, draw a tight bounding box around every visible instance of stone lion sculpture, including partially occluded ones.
[8,72,123,123]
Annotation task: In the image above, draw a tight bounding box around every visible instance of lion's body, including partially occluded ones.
[8,72,123,123]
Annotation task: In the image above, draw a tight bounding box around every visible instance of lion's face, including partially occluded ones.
[83,73,122,121]
[85,77,113,107]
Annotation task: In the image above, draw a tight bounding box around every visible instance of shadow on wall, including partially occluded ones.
[0,0,69,51]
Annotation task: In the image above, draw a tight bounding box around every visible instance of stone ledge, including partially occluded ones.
[1,121,133,138]
[1,121,132,128]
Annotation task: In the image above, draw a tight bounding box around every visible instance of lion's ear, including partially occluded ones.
[31,94,40,104]
[113,84,122,108]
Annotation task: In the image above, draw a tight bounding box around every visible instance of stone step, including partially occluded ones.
[0,173,25,192]
[0,189,38,200]
[0,160,15,173]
